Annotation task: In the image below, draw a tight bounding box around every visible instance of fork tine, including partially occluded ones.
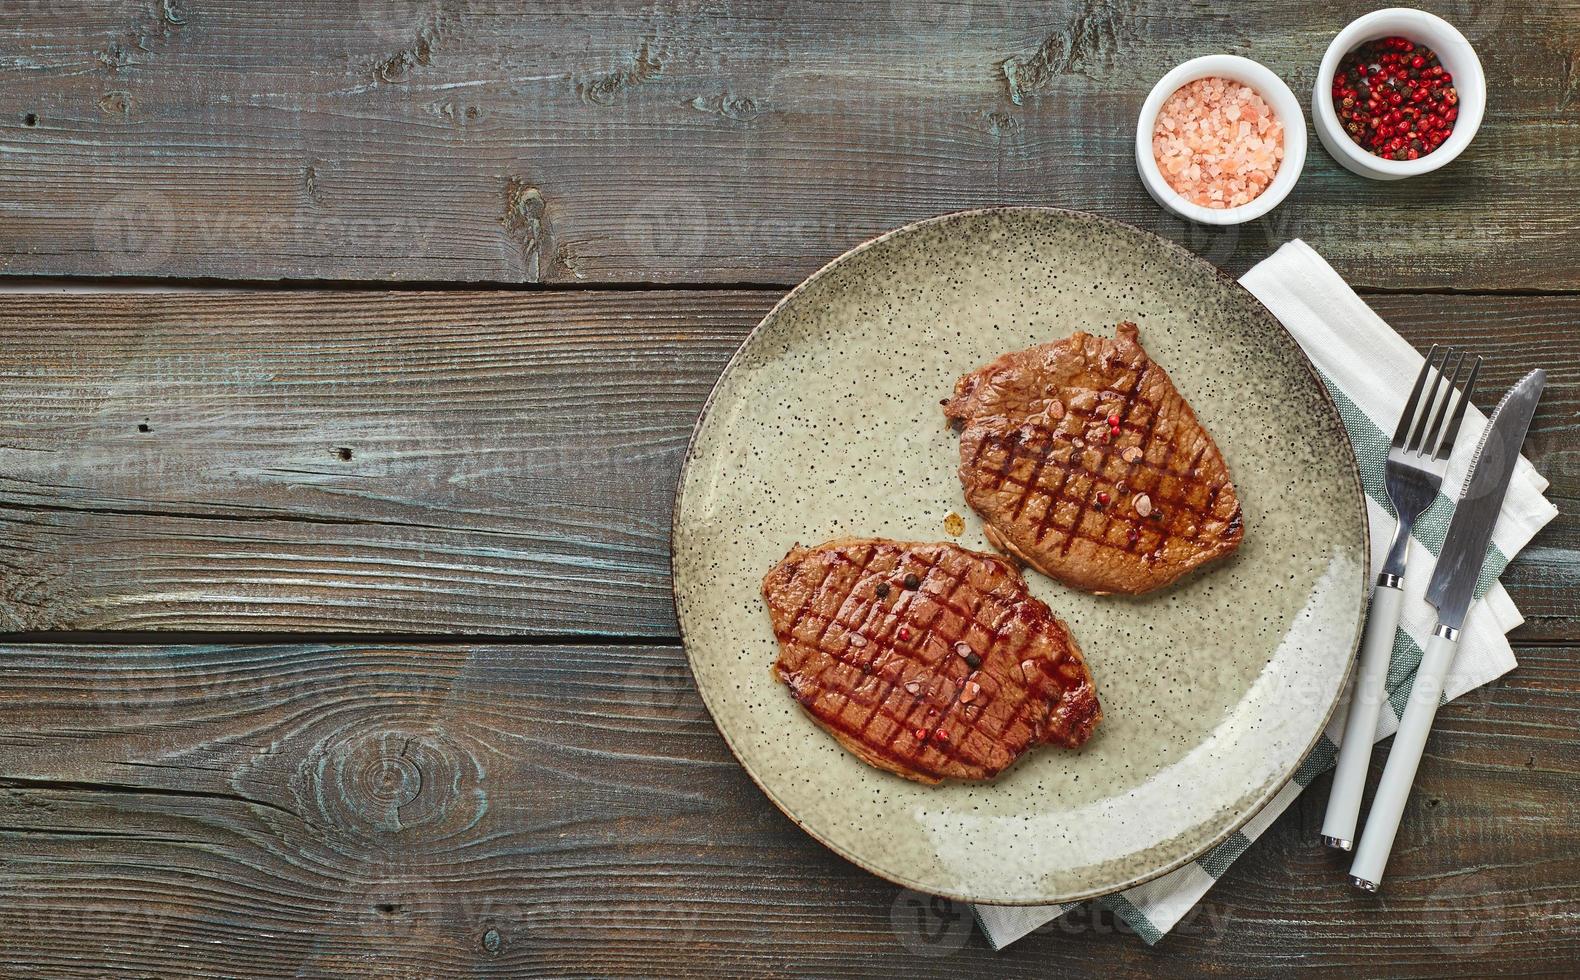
[1404,346,1452,454]
[1432,354,1482,460]
[1413,349,1464,455]
[1393,345,1441,450]
[1423,350,1470,457]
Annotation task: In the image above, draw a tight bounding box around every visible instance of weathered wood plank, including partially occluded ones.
[0,289,753,633]
[1,289,1575,636]
[0,641,1573,977]
[1,1,1578,288]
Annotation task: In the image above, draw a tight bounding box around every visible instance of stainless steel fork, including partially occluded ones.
[1320,345,1481,851]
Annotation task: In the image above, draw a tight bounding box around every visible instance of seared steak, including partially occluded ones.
[943,322,1243,595]
[762,538,1100,784]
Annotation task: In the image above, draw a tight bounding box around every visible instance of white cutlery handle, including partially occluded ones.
[1349,627,1460,891]
[1321,582,1405,850]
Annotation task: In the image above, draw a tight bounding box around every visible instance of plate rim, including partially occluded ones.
[669,206,1371,905]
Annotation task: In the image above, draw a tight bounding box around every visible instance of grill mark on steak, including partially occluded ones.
[985,418,1219,555]
[763,539,1101,784]
[1008,429,1054,521]
[944,322,1243,595]
[1075,367,1149,556]
[1031,430,1078,545]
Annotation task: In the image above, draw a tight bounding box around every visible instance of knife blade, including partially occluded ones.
[1422,368,1546,631]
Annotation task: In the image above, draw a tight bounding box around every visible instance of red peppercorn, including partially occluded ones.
[1097,491,1111,506]
[1107,413,1120,427]
[1335,36,1455,159]
[934,728,949,743]
[914,727,929,741]
[897,626,912,641]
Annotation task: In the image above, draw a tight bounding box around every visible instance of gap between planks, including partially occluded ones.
[0,631,673,646]
[2,275,1579,298]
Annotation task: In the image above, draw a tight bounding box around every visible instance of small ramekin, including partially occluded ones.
[1135,55,1307,226]
[1313,8,1485,180]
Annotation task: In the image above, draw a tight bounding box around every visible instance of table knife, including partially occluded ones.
[1349,368,1546,892]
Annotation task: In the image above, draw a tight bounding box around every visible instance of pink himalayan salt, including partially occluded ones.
[1152,76,1283,209]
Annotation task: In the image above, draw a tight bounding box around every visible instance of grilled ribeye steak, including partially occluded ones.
[943,322,1243,595]
[762,538,1100,784]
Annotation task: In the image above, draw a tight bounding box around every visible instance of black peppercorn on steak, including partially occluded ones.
[943,321,1244,595]
[762,538,1100,785]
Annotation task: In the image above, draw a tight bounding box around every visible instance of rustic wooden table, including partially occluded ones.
[1,2,1575,977]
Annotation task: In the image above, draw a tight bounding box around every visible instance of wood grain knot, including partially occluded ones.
[296,726,486,844]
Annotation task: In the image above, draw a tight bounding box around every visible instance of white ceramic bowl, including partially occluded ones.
[1135,55,1307,226]
[1313,8,1485,180]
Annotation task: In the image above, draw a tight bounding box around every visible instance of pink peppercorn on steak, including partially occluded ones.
[943,322,1244,595]
[762,539,1101,785]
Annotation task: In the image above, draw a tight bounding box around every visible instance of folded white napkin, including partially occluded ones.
[973,239,1558,949]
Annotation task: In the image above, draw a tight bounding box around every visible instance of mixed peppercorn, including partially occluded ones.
[1333,36,1458,161]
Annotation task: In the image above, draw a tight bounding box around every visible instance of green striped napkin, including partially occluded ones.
[973,240,1557,949]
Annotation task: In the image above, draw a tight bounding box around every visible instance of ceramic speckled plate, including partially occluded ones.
[671,208,1367,905]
